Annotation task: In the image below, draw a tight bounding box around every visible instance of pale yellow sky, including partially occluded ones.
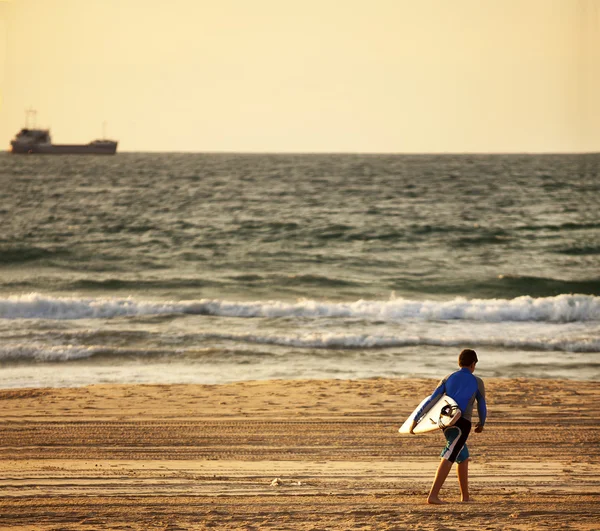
[1,0,598,152]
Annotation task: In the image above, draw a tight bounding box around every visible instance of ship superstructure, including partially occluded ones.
[10,110,118,154]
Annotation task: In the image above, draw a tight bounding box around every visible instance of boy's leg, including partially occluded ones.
[457,458,470,502]
[427,458,453,504]
[430,419,471,504]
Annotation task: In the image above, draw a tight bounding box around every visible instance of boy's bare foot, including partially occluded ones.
[461,497,472,502]
[427,496,447,505]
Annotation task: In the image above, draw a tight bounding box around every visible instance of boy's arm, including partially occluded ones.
[475,379,487,432]
[409,380,446,433]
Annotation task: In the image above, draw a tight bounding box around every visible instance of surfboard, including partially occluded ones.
[398,394,461,434]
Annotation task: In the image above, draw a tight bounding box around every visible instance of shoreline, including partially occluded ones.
[1,372,599,394]
[1,377,599,530]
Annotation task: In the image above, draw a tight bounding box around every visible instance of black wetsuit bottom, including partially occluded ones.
[441,417,472,463]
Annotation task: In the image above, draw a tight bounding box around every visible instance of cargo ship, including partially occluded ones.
[10,127,118,154]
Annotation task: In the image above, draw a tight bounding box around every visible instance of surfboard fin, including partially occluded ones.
[438,402,461,429]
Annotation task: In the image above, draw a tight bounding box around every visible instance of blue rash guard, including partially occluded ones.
[415,367,487,426]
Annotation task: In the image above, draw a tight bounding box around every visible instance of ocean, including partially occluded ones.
[1,152,599,388]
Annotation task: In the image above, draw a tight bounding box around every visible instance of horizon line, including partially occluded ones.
[2,149,599,156]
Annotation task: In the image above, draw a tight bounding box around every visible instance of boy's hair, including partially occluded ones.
[458,348,478,367]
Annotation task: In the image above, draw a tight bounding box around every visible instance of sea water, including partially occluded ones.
[0,152,599,388]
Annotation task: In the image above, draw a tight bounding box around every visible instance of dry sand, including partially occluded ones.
[0,377,598,530]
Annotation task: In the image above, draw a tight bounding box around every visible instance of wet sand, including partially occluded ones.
[1,377,598,530]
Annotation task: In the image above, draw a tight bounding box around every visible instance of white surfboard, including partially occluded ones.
[399,394,461,434]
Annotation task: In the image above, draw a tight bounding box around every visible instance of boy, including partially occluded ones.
[409,348,487,504]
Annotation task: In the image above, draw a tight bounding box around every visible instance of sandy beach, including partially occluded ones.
[1,377,598,530]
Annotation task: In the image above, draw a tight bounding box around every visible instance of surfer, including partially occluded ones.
[409,348,487,504]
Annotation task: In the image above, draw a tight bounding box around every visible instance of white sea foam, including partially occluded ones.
[0,343,105,362]
[1,331,598,363]
[199,332,600,353]
[0,293,599,322]
[0,293,178,320]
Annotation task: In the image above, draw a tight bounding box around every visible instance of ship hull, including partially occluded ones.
[10,142,117,155]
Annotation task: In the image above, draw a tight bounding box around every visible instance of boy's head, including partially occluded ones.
[458,348,478,367]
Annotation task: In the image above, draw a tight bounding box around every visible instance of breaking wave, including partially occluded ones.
[1,331,599,363]
[0,293,599,322]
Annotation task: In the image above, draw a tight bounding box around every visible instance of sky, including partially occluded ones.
[0,0,599,153]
